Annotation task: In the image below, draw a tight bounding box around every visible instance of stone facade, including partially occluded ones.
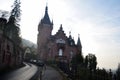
[37,6,82,63]
[0,18,23,71]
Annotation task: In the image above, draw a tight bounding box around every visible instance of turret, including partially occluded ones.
[38,5,53,33]
[77,34,82,52]
[69,31,72,39]
[37,5,53,60]
[41,6,52,25]
[68,31,75,46]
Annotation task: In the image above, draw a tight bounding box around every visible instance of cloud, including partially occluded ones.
[65,0,120,69]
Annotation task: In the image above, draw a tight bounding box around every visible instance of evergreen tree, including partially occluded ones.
[84,55,88,68]
[71,52,84,65]
[0,10,8,31]
[11,0,21,22]
[109,69,113,80]
[71,52,84,79]
[116,63,120,80]
[4,0,21,45]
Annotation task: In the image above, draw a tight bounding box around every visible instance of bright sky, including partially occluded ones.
[0,0,120,69]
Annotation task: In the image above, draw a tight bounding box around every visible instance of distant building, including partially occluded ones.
[37,6,82,63]
[24,47,31,60]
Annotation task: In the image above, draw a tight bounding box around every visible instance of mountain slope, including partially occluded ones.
[22,39,37,48]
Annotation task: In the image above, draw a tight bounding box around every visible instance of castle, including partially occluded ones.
[37,6,82,63]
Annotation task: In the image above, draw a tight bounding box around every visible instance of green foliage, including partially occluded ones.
[71,52,84,65]
[77,67,90,80]
[24,46,37,61]
[25,52,37,60]
[3,0,21,45]
[71,53,98,80]
[85,53,97,71]
[11,0,21,22]
[116,63,120,80]
[76,67,115,80]
[4,15,21,45]
[84,55,88,68]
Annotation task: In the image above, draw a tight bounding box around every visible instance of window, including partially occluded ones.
[59,49,63,56]
[71,42,73,46]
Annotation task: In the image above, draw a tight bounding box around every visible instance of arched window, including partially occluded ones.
[59,49,63,56]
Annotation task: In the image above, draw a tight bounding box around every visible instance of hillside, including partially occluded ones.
[22,38,37,48]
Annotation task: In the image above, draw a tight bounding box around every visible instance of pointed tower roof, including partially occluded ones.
[69,31,72,39]
[67,31,75,46]
[59,24,63,30]
[77,34,82,48]
[41,5,52,25]
[55,24,66,37]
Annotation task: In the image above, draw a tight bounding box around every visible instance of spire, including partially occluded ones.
[51,19,53,25]
[45,5,48,13]
[77,34,82,48]
[60,24,63,30]
[41,5,52,25]
[69,31,72,39]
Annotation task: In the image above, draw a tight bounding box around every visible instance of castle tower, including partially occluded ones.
[37,5,53,60]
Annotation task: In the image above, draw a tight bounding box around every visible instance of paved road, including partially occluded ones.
[1,63,38,80]
[42,66,63,80]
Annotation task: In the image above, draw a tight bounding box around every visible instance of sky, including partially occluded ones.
[0,0,120,69]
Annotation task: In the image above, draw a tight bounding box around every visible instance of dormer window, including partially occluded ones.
[56,38,65,44]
